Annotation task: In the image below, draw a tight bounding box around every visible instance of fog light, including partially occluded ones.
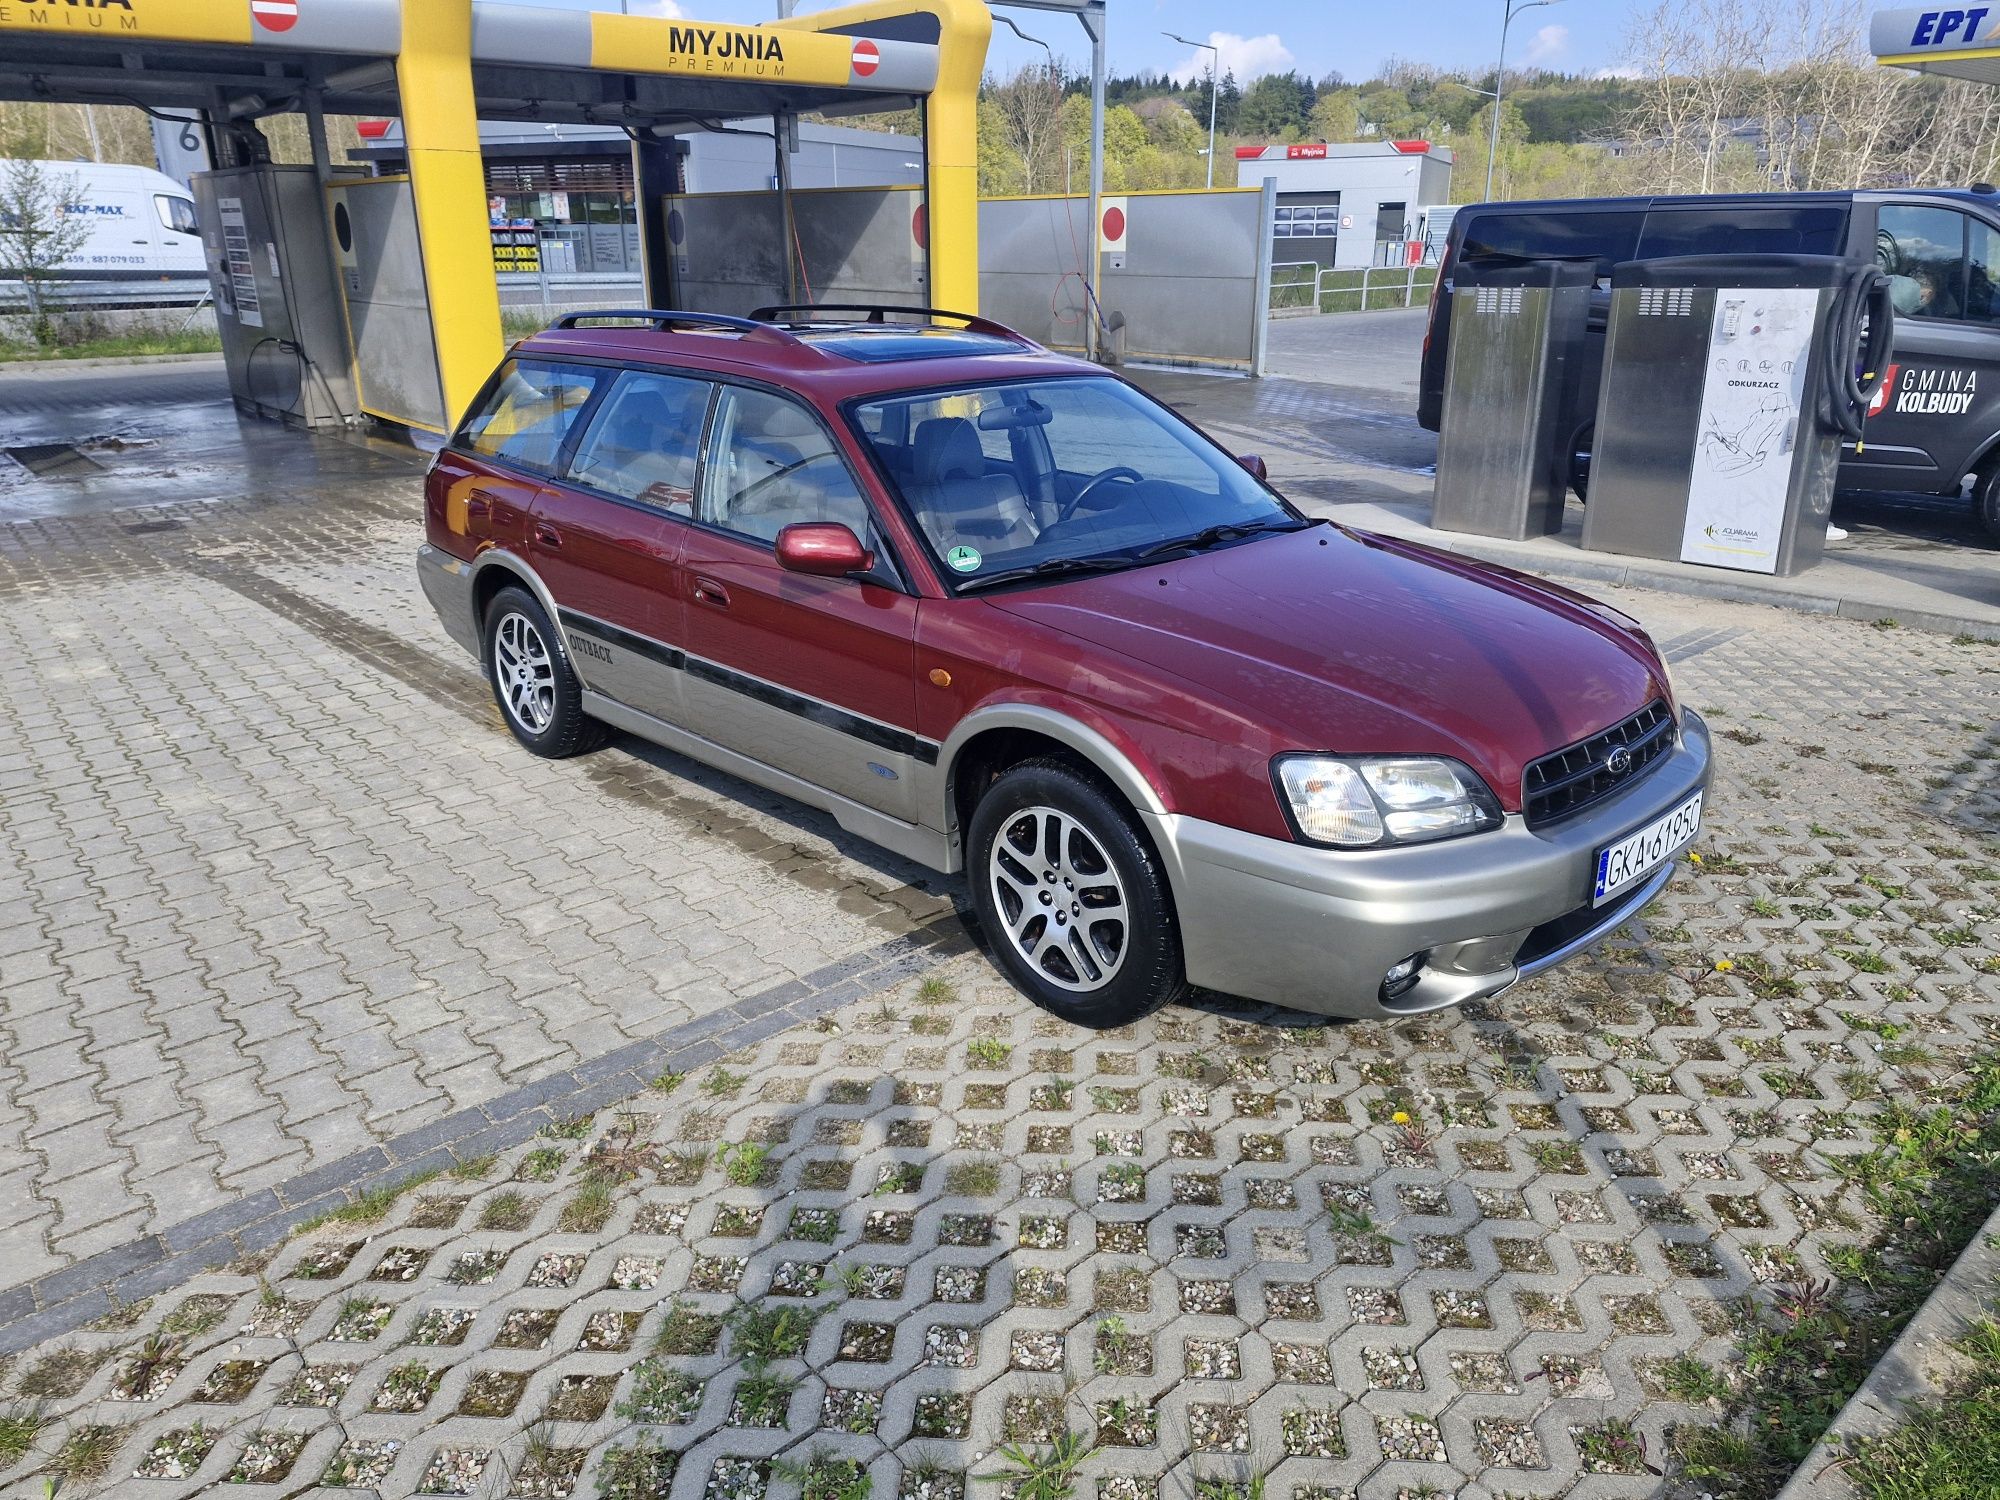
[1380,953,1425,1002]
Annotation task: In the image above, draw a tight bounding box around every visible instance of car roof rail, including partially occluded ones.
[749,302,1036,347]
[544,309,801,345]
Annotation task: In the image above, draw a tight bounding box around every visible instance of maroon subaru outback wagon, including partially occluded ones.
[418,306,1711,1030]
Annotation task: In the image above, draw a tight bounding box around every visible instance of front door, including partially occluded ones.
[1857,201,2000,493]
[678,384,924,822]
[530,367,713,726]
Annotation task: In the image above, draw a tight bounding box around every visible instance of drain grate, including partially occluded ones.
[5,442,102,477]
[123,519,185,535]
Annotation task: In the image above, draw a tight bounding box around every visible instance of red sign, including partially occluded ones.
[1868,363,1899,418]
[356,118,392,139]
[1286,144,1328,160]
[911,203,927,250]
[1101,205,1126,245]
[851,39,880,77]
[1233,145,1265,160]
[251,0,299,32]
[1390,139,1432,154]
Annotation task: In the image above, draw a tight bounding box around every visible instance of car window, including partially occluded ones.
[153,194,198,235]
[460,359,606,474]
[1968,218,2000,324]
[564,370,711,511]
[1458,209,1644,280]
[1877,204,1969,322]
[700,386,877,546]
[851,376,1293,582]
[1637,205,1847,259]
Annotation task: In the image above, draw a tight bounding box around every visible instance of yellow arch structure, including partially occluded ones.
[1,0,988,429]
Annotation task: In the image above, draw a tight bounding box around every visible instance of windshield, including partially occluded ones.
[849,376,1298,587]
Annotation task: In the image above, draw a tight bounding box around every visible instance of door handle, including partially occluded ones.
[692,576,731,608]
[533,522,563,549]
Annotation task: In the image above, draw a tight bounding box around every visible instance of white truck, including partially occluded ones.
[2,159,207,308]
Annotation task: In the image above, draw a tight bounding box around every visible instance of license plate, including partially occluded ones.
[1593,791,1703,906]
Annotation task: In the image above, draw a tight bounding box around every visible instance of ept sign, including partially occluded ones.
[1907,6,1991,45]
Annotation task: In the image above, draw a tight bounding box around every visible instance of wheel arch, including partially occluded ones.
[938,704,1169,866]
[469,550,570,666]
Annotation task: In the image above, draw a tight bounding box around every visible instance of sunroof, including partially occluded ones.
[797,328,1021,363]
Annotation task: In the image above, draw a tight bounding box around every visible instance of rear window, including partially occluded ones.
[458,359,605,474]
[1458,210,1643,278]
[1637,205,1848,259]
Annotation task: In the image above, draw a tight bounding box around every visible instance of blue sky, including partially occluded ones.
[508,0,1630,87]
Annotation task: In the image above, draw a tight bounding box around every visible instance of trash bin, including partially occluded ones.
[1431,257,1595,540]
[1581,254,1891,576]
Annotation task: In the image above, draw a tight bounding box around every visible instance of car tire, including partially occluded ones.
[1976,461,2000,546]
[483,585,608,757]
[1568,421,1593,501]
[967,757,1187,1029]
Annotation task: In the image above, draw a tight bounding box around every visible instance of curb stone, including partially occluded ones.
[0,350,223,371]
[1773,1200,2000,1499]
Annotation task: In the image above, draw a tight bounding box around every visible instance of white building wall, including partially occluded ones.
[1259,148,1453,269]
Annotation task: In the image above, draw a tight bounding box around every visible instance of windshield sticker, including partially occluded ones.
[946,545,983,573]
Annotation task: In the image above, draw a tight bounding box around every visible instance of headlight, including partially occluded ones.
[1274,755,1503,848]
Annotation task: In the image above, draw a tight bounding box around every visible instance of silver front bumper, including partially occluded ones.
[1143,710,1712,1019]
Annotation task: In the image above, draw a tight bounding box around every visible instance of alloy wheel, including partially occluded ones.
[988,805,1130,991]
[493,610,557,735]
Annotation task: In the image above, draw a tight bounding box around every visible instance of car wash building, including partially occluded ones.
[349,117,924,284]
[1237,139,1454,270]
[0,0,985,437]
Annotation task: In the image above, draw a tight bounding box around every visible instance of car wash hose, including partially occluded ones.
[1822,262,1894,442]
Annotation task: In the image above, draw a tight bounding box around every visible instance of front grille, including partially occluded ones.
[1523,700,1674,827]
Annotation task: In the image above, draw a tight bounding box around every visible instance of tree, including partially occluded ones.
[1215,71,1243,134]
[986,62,1069,193]
[0,157,90,345]
[1238,71,1315,138]
[1308,91,1362,143]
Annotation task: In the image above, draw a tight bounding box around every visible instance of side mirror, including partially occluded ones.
[1237,454,1269,482]
[776,522,874,578]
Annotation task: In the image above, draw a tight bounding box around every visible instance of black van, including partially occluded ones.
[1416,189,2000,543]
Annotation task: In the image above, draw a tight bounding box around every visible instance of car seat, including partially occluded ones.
[908,416,1039,554]
[726,399,873,543]
[578,384,699,505]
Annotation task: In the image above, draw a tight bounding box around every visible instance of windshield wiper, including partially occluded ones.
[1128,516,1315,563]
[954,554,1140,592]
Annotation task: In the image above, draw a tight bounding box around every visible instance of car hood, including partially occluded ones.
[984,525,1670,810]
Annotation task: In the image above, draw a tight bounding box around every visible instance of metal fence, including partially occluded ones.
[1270,261,1438,316]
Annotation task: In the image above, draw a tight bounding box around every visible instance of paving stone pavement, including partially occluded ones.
[1,364,1997,1499]
[0,367,957,1300]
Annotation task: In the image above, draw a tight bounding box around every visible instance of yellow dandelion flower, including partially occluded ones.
[1714,959,1735,973]
[1391,1110,1411,1126]
[1689,851,1704,865]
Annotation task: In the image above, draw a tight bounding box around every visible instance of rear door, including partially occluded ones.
[1856,200,2000,493]
[678,383,925,822]
[532,366,714,728]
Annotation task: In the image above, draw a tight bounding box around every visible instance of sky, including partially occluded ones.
[510,0,1634,89]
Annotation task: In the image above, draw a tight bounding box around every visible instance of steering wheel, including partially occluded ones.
[1055,465,1144,525]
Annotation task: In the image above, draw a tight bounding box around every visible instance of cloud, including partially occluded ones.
[619,0,684,16]
[1520,23,1568,63]
[1181,31,1295,83]
[1592,63,1646,79]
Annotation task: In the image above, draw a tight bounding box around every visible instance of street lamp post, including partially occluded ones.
[1164,31,1219,189]
[1484,0,1558,202]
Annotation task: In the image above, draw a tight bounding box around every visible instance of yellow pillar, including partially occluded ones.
[918,0,990,314]
[778,0,991,315]
[396,0,503,429]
